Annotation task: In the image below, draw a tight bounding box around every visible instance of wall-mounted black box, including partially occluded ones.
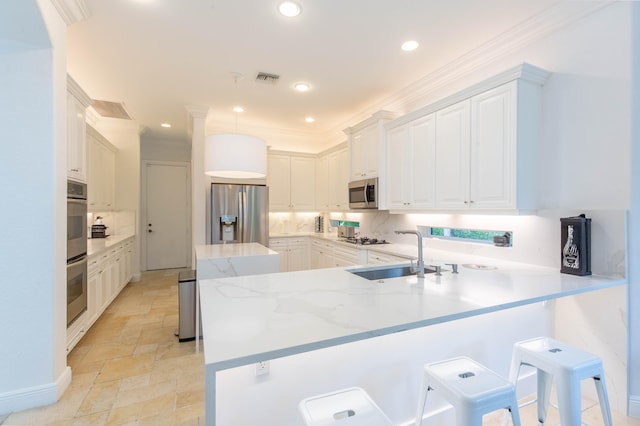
[560,214,591,276]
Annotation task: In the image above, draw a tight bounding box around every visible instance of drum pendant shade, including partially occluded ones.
[205,133,267,179]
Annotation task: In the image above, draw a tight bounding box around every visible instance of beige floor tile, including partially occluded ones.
[76,380,121,416]
[95,353,155,383]
[82,342,136,363]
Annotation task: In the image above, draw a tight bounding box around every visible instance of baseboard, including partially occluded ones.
[131,272,141,282]
[629,395,640,418]
[0,366,71,415]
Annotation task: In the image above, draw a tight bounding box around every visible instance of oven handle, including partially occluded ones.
[67,254,88,266]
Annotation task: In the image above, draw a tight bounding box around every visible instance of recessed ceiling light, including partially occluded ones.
[160,123,171,128]
[305,117,315,123]
[233,106,244,113]
[278,1,302,17]
[401,40,419,52]
[294,82,311,92]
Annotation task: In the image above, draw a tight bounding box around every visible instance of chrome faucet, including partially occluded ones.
[395,230,425,278]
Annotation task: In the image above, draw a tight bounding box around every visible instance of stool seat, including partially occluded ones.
[508,337,612,426]
[298,387,393,426]
[416,356,521,426]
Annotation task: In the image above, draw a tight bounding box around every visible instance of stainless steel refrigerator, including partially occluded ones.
[210,183,269,246]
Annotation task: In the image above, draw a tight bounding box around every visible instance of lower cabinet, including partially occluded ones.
[269,238,310,272]
[76,237,135,352]
[366,250,411,264]
[311,239,366,269]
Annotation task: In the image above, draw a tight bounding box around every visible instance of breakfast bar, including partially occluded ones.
[199,261,625,425]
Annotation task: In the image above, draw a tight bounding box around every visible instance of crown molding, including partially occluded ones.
[66,75,91,107]
[50,0,90,25]
[334,1,615,135]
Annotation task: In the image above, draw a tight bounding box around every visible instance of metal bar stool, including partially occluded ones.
[298,387,393,425]
[416,356,521,426]
[507,336,612,426]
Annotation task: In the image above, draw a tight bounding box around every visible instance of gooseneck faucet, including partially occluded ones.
[395,230,425,278]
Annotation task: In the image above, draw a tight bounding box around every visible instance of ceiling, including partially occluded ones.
[67,0,561,152]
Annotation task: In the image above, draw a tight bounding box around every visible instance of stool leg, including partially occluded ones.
[556,374,582,426]
[594,375,613,426]
[415,379,430,426]
[508,396,522,426]
[536,370,553,424]
[502,359,522,426]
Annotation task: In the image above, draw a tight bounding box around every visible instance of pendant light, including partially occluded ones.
[205,73,267,179]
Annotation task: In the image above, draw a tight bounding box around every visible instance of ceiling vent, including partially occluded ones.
[91,99,133,120]
[255,72,280,85]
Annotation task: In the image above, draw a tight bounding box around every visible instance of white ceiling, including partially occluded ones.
[67,0,561,152]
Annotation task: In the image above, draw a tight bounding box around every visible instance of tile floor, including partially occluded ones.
[2,268,639,425]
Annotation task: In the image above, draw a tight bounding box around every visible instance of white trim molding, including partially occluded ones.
[630,395,640,418]
[0,366,71,414]
[50,0,90,25]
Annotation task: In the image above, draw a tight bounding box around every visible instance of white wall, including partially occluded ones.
[0,0,70,413]
[140,136,190,162]
[628,2,640,417]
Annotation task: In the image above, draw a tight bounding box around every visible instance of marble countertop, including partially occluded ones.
[195,243,279,260]
[87,233,135,257]
[199,260,626,370]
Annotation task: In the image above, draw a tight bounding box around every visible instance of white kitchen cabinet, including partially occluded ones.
[86,237,135,330]
[269,237,310,272]
[385,64,547,213]
[87,125,117,211]
[366,250,411,265]
[310,239,334,269]
[435,99,472,209]
[315,155,329,210]
[387,114,436,210]
[345,110,395,181]
[469,81,519,210]
[315,144,349,211]
[66,75,92,182]
[327,147,349,210]
[268,152,316,211]
[333,245,361,267]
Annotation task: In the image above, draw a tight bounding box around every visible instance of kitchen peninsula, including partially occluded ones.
[199,258,625,425]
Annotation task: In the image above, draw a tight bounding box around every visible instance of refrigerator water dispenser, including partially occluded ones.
[219,215,237,242]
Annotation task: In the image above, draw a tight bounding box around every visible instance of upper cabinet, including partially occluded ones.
[268,152,316,211]
[87,125,117,211]
[345,110,396,181]
[66,76,92,182]
[315,144,349,211]
[385,63,549,213]
[387,113,437,210]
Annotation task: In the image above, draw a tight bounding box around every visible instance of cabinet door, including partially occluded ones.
[435,100,470,209]
[269,238,288,272]
[470,82,516,209]
[328,149,349,210]
[315,156,329,210]
[267,155,291,210]
[290,156,315,210]
[387,125,410,209]
[409,114,437,208]
[350,125,378,180]
[287,242,309,271]
[67,94,86,182]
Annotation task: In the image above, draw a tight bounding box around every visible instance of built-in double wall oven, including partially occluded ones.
[67,180,88,326]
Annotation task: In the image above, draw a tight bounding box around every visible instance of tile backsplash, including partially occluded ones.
[269,209,626,275]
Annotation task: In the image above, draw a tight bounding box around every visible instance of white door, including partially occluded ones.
[145,163,190,270]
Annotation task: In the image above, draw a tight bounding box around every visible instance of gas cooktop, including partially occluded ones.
[342,237,389,245]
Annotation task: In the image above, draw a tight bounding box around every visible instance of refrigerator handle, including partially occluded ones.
[239,190,246,242]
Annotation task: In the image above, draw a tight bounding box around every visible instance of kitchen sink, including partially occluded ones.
[348,265,436,280]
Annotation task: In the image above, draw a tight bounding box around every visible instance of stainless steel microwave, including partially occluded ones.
[348,178,378,209]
